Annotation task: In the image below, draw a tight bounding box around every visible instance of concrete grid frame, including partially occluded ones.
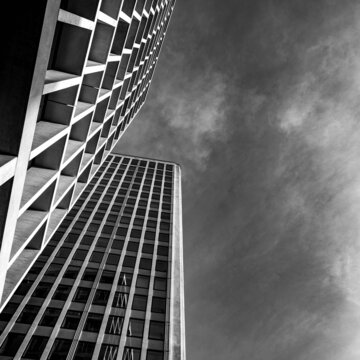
[0,154,186,360]
[0,0,176,307]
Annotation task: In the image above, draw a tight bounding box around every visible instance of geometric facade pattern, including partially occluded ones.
[0,0,175,306]
[0,154,185,359]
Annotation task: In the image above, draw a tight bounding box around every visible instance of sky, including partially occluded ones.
[114,1,360,359]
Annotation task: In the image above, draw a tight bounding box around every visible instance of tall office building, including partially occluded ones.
[0,154,185,359]
[0,0,175,305]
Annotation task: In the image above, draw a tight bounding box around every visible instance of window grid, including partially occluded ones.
[0,153,175,360]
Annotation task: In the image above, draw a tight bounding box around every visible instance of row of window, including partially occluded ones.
[0,333,164,359]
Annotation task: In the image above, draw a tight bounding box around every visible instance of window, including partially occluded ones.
[73,341,95,360]
[73,287,91,303]
[119,272,133,286]
[62,310,82,330]
[48,338,72,360]
[45,263,63,277]
[148,321,165,340]
[55,247,72,258]
[105,316,124,335]
[123,255,136,268]
[96,237,109,248]
[16,305,40,324]
[99,345,119,360]
[142,244,154,254]
[23,335,48,359]
[84,313,103,332]
[144,231,155,240]
[73,249,87,261]
[127,241,139,252]
[0,333,25,356]
[52,284,72,301]
[112,292,128,308]
[157,246,168,257]
[136,275,150,289]
[146,350,164,360]
[106,253,120,266]
[100,270,115,284]
[111,239,124,250]
[39,308,61,327]
[127,318,144,338]
[158,233,169,243]
[0,302,17,321]
[33,281,52,298]
[151,297,166,314]
[14,278,33,296]
[132,295,147,311]
[90,251,104,263]
[139,258,152,270]
[93,289,110,306]
[64,265,80,279]
[154,277,167,292]
[81,235,95,246]
[156,260,168,273]
[82,268,98,281]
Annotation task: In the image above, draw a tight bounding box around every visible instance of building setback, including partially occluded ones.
[0,0,175,306]
[0,154,185,360]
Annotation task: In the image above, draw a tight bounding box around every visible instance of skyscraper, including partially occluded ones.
[0,154,185,359]
[0,0,176,305]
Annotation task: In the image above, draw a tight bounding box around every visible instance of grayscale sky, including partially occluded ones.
[114,1,360,359]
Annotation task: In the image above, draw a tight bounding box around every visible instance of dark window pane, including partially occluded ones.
[48,338,72,360]
[45,263,63,277]
[100,270,115,284]
[136,275,150,289]
[14,279,33,296]
[23,335,48,359]
[39,308,61,327]
[123,256,136,268]
[16,305,40,324]
[106,253,120,266]
[127,318,144,338]
[62,310,82,330]
[73,249,87,261]
[0,302,17,321]
[154,277,167,292]
[99,345,119,359]
[132,295,147,311]
[157,246,168,257]
[105,316,123,335]
[155,260,168,273]
[64,265,80,279]
[53,284,72,301]
[33,282,52,298]
[111,239,124,250]
[127,241,139,252]
[92,289,110,306]
[146,350,164,360]
[84,313,103,332]
[73,341,95,360]
[90,251,104,263]
[139,258,152,270]
[112,292,128,308]
[151,297,166,314]
[122,347,141,360]
[0,333,25,356]
[148,321,165,340]
[82,267,98,281]
[118,272,133,286]
[73,287,91,303]
[142,244,154,254]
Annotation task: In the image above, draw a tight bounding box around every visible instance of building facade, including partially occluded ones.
[0,154,185,359]
[0,0,175,305]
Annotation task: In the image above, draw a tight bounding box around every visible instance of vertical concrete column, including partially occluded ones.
[169,165,186,360]
[0,0,61,304]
